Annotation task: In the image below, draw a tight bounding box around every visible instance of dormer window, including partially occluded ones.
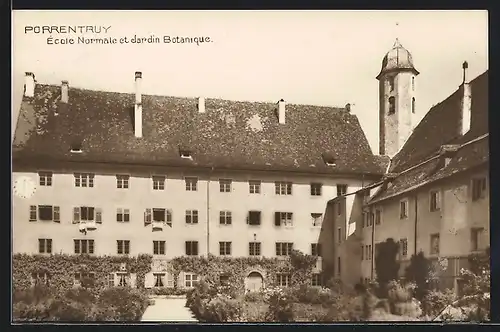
[412,97,416,114]
[180,150,192,159]
[70,141,83,153]
[322,153,336,167]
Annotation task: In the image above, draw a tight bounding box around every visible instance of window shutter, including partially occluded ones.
[144,209,152,226]
[166,209,172,227]
[274,212,281,226]
[95,208,102,224]
[29,205,37,222]
[73,207,80,224]
[53,206,60,223]
[194,242,199,255]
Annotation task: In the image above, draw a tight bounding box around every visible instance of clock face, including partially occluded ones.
[13,176,37,199]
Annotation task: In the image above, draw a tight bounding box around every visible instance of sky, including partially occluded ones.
[12,10,488,152]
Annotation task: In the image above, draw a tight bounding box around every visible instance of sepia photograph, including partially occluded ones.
[11,10,489,323]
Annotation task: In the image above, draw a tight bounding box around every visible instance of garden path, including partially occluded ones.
[141,297,198,322]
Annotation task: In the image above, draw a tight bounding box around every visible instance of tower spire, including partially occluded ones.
[393,22,401,47]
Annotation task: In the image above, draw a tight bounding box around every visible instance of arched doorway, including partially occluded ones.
[245,271,264,292]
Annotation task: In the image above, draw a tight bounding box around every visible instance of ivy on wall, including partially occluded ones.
[13,253,152,294]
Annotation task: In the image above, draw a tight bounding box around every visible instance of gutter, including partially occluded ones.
[206,167,214,256]
[414,194,418,256]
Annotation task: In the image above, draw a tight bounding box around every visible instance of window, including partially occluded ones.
[74,239,95,254]
[185,177,198,191]
[412,76,415,91]
[249,242,261,256]
[185,210,199,224]
[276,242,293,256]
[400,238,408,257]
[184,273,199,288]
[400,200,408,219]
[365,245,372,260]
[375,209,381,225]
[430,233,440,255]
[152,176,165,190]
[337,202,342,215]
[117,240,130,255]
[116,175,129,189]
[116,208,130,222]
[275,181,292,195]
[388,76,395,92]
[39,172,52,186]
[337,184,347,197]
[369,212,375,226]
[219,242,232,256]
[274,212,293,227]
[311,243,322,256]
[388,96,396,115]
[38,239,52,254]
[249,180,261,194]
[337,227,342,243]
[219,179,232,193]
[73,206,101,223]
[337,257,341,276]
[34,205,60,222]
[107,273,115,287]
[74,272,95,287]
[153,241,166,255]
[186,241,199,256]
[180,150,192,159]
[74,173,94,188]
[154,273,166,287]
[412,97,416,114]
[471,227,484,252]
[147,208,173,226]
[430,190,440,211]
[311,273,322,287]
[32,272,51,286]
[276,273,291,287]
[310,183,322,196]
[361,245,364,260]
[311,213,323,227]
[219,211,232,225]
[247,211,261,226]
[472,177,487,201]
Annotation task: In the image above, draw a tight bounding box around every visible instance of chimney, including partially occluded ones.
[134,71,143,138]
[461,61,472,136]
[61,80,69,103]
[278,99,286,124]
[24,72,35,97]
[198,97,205,113]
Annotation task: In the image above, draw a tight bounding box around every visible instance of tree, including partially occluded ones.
[405,251,432,300]
[460,247,490,321]
[374,238,400,297]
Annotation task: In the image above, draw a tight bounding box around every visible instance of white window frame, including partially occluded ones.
[430,190,441,212]
[185,241,199,256]
[153,240,166,255]
[117,208,130,222]
[152,175,166,191]
[36,205,60,222]
[311,273,322,287]
[185,210,199,224]
[400,199,409,219]
[38,171,53,187]
[185,177,198,191]
[219,179,232,193]
[336,184,348,197]
[219,211,232,225]
[311,213,323,227]
[74,173,95,188]
[375,208,382,225]
[153,273,166,288]
[471,177,487,201]
[275,212,293,227]
[38,238,52,254]
[275,181,292,195]
[74,239,95,254]
[471,227,485,252]
[276,242,293,256]
[249,180,261,194]
[430,233,440,255]
[184,273,199,288]
[249,242,261,256]
[400,238,408,257]
[116,174,130,189]
[117,240,130,255]
[219,241,232,256]
[310,183,322,196]
[276,273,291,287]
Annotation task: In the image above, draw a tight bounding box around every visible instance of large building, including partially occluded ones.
[12,68,387,289]
[327,41,489,295]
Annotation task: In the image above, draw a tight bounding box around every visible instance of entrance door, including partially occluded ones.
[245,271,263,292]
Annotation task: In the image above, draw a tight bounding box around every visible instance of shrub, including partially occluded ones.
[244,291,265,303]
[421,289,456,318]
[405,251,432,300]
[264,287,295,322]
[202,295,244,322]
[374,239,400,296]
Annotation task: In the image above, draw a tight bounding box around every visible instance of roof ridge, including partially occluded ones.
[35,83,348,110]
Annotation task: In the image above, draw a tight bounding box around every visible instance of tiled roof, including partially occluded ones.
[369,136,489,203]
[13,83,385,176]
[369,70,489,203]
[390,71,488,173]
